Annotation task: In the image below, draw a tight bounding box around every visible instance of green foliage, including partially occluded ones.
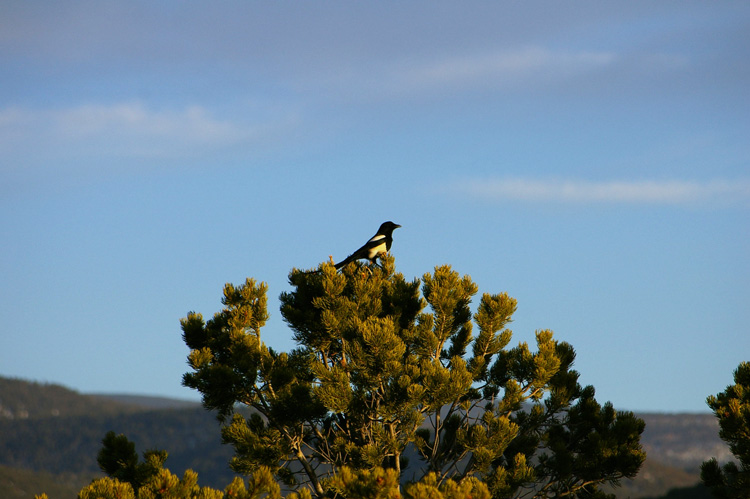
[97,431,168,490]
[137,468,223,499]
[701,361,750,499]
[78,469,229,499]
[326,466,491,499]
[78,477,136,499]
[406,471,492,499]
[327,466,492,499]
[181,257,645,498]
[86,433,282,499]
[326,466,403,499]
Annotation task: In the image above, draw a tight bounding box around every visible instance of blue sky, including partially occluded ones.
[1,1,748,412]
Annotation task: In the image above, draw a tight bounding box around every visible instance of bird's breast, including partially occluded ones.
[367,241,387,258]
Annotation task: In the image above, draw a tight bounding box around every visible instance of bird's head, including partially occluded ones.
[379,221,401,234]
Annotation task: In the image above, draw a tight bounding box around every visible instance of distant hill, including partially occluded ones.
[0,377,144,420]
[0,464,90,499]
[609,413,727,498]
[91,393,201,410]
[612,457,710,498]
[638,413,732,469]
[0,376,731,499]
[0,377,237,497]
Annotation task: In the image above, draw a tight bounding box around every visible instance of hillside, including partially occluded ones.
[0,464,91,499]
[638,413,732,469]
[0,376,731,498]
[0,377,237,496]
[92,393,201,410]
[0,378,145,420]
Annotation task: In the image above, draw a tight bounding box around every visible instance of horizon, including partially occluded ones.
[0,374,718,415]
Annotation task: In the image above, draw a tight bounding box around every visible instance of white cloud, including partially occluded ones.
[312,46,620,102]
[396,47,616,92]
[454,178,750,206]
[0,102,295,160]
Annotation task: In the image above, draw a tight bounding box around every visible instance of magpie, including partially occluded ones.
[334,221,401,270]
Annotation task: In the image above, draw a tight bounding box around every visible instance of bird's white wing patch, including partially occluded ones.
[366,241,387,259]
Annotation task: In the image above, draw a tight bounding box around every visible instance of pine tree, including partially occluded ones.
[97,431,168,490]
[701,361,750,498]
[181,257,645,498]
[88,432,294,499]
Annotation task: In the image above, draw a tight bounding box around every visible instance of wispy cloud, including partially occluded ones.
[314,46,620,102]
[0,102,297,160]
[400,47,616,90]
[454,178,750,206]
[52,103,248,143]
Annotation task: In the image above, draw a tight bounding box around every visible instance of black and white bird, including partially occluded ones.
[334,221,401,270]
